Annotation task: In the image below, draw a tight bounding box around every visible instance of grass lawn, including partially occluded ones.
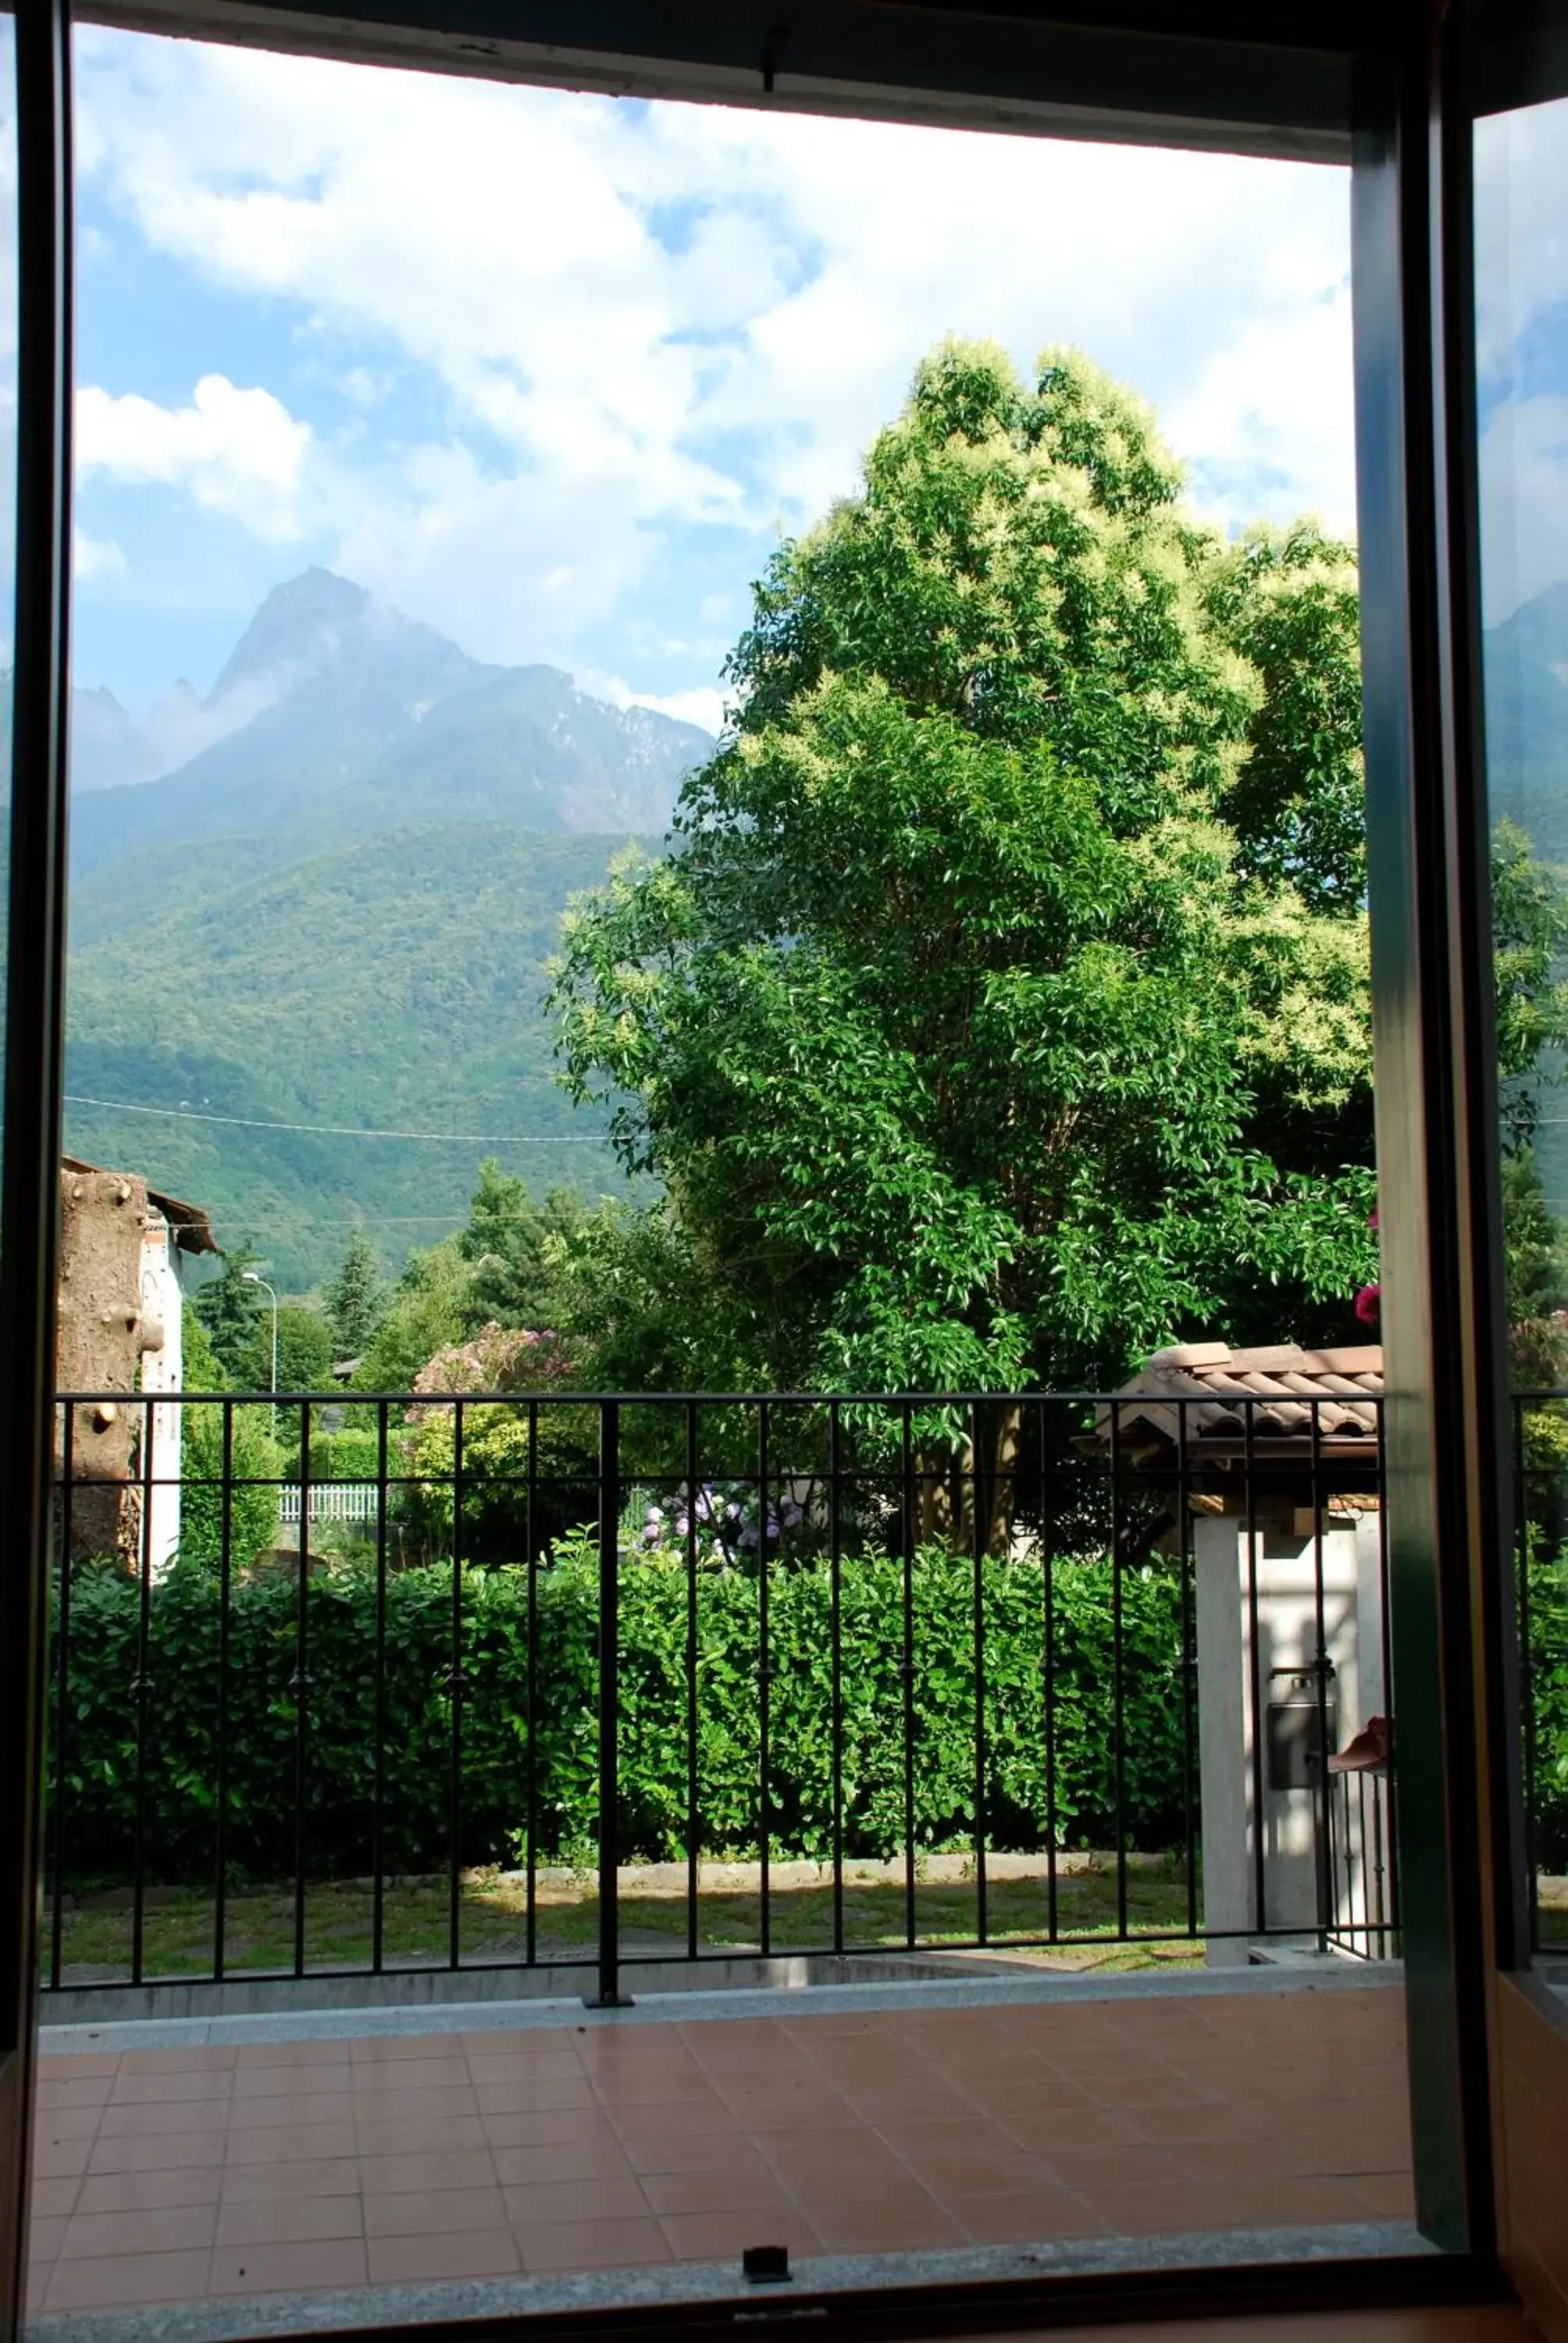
[49,1857,1206,1982]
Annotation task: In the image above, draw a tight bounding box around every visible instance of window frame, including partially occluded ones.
[0,0,1545,2332]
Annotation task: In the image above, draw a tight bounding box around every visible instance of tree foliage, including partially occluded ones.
[323,1228,386,1360]
[552,341,1380,1391]
[192,1243,269,1379]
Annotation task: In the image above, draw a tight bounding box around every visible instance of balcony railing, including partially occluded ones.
[39,1387,1441,2001]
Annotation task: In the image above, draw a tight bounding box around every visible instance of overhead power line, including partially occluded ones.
[64,1093,611,1145]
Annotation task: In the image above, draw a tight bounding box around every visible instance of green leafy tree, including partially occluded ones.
[1204,519,1367,915]
[456,1157,586,1330]
[323,1228,386,1360]
[237,1301,336,1396]
[552,341,1380,1398]
[191,1243,269,1379]
[351,1238,471,1393]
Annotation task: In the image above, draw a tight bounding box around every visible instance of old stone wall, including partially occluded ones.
[56,1166,148,1559]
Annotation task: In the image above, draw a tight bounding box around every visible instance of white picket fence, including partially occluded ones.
[278,1482,381,1527]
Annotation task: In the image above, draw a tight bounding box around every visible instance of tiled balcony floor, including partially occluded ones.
[27,1978,1413,2324]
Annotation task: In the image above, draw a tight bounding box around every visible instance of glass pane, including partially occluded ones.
[1475,86,1568,1967]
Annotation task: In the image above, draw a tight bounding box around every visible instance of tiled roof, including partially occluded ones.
[1096,1341,1384,1456]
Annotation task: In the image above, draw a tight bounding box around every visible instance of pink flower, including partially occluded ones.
[1353,1282,1381,1329]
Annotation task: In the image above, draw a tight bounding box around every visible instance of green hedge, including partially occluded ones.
[49,1541,1191,1888]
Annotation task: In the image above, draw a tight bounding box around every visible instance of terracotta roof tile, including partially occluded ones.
[1094,1342,1384,1459]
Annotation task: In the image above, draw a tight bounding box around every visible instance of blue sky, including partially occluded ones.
[64,28,1370,733]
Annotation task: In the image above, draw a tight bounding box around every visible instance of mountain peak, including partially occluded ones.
[212,569,372,699]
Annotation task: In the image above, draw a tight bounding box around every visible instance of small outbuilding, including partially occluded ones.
[1095,1340,1391,1966]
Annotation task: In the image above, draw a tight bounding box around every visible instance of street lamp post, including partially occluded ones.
[242,1271,279,1429]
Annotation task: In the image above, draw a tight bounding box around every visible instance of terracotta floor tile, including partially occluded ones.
[715,2089,863,2134]
[37,2054,121,2078]
[501,2174,650,2227]
[27,2260,52,2316]
[37,2074,116,2111]
[30,2214,68,2259]
[355,2113,490,2155]
[1034,2142,1185,2192]
[484,2107,625,2151]
[477,2075,597,2114]
[352,2081,477,2121]
[234,2039,345,2070]
[1075,2178,1228,2235]
[45,2245,212,2310]
[657,2207,821,2263]
[1206,2175,1385,2229]
[208,2238,369,2295]
[352,2055,470,2092]
[32,2107,102,2142]
[97,2097,232,2139]
[217,2196,365,2246]
[364,2186,508,2236]
[351,2032,454,2061]
[948,2187,1112,2244]
[908,2147,1063,2199]
[119,2044,235,2074]
[34,2134,94,2177]
[591,2070,723,2109]
[357,2147,496,2194]
[232,2060,351,2099]
[368,2227,522,2284]
[459,2027,580,2058]
[640,2166,794,2218]
[1353,2173,1418,2218]
[754,2131,909,2192]
[30,2176,82,2220]
[213,2089,350,2132]
[491,2138,637,2188]
[622,2131,775,2178]
[998,2109,1139,2155]
[87,2127,225,2175]
[807,2193,966,2254]
[1075,2070,1217,2111]
[219,2156,365,2203]
[109,2067,234,2106]
[226,2121,358,2165]
[467,2050,583,2084]
[515,2216,672,2272]
[608,2096,745,2138]
[59,2202,219,2260]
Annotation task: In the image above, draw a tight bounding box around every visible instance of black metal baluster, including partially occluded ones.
[131,1395,155,1986]
[1244,1399,1267,1944]
[526,1398,538,1969]
[590,1398,625,2006]
[372,1399,387,1976]
[1177,1399,1198,1940]
[1375,1399,1399,1937]
[214,1400,233,1984]
[449,1394,465,1970]
[294,1400,311,1977]
[830,1400,845,1958]
[686,1400,699,1963]
[1043,1400,1058,1943]
[901,1400,916,1949]
[971,1400,989,1946]
[1110,1397,1128,1940]
[1311,1400,1332,1952]
[50,1403,73,1991]
[758,1399,772,1960]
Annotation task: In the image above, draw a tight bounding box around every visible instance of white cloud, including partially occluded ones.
[73,30,1357,688]
[75,373,312,540]
[73,528,127,583]
[582,669,725,734]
